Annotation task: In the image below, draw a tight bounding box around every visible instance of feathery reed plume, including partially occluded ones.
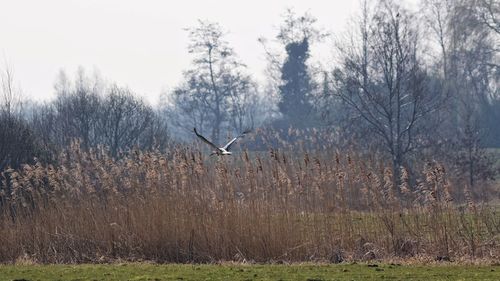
[0,139,497,263]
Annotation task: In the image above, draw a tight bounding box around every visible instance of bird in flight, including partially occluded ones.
[193,128,251,156]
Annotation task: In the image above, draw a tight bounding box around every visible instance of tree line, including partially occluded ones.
[0,0,498,192]
[1,67,170,170]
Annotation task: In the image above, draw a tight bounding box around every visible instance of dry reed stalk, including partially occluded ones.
[0,139,498,263]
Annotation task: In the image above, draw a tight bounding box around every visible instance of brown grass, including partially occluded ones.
[0,141,498,264]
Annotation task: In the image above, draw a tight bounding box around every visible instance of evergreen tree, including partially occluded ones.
[278,38,313,128]
[273,9,325,129]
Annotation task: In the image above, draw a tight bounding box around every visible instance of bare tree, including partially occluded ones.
[97,85,154,156]
[277,8,327,45]
[226,73,260,132]
[422,0,454,79]
[170,73,215,140]
[474,0,500,34]
[451,0,499,188]
[0,63,23,118]
[422,0,499,191]
[139,108,171,151]
[332,0,441,181]
[0,63,40,171]
[29,68,169,156]
[52,68,102,149]
[171,20,257,143]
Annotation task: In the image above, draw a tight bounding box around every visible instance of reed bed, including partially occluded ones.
[0,142,498,264]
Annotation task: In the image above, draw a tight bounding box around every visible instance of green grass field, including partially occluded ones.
[0,263,498,281]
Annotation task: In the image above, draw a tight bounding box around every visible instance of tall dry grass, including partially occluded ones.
[0,140,498,263]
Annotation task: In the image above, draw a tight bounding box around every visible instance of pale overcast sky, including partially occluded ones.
[0,0,415,104]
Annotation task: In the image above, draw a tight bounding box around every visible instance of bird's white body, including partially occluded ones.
[211,149,232,156]
[218,148,232,155]
[194,128,250,156]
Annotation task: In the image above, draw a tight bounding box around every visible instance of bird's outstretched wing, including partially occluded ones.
[194,128,220,151]
[223,129,252,151]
